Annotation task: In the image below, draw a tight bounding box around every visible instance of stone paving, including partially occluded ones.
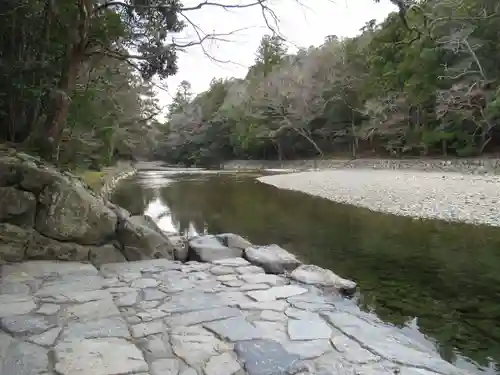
[0,258,466,375]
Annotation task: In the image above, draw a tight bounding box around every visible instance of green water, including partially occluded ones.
[112,170,500,374]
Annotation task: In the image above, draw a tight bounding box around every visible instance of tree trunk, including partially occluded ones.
[294,128,323,157]
[38,46,81,160]
[351,118,358,158]
[30,0,90,160]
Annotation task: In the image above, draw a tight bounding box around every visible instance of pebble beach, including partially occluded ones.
[258,169,500,227]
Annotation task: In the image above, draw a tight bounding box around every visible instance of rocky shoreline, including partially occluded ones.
[0,256,465,375]
[0,151,470,374]
[0,150,356,292]
[99,162,137,200]
[0,151,173,266]
[224,157,500,175]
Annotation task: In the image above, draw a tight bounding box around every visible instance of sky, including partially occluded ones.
[156,0,397,109]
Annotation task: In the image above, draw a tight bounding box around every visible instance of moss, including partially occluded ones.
[76,170,105,193]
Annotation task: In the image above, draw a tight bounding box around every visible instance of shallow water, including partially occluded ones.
[112,168,500,374]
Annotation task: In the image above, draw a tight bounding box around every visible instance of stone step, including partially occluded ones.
[0,260,467,375]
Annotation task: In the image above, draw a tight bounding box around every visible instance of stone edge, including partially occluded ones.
[99,164,137,200]
[223,158,500,175]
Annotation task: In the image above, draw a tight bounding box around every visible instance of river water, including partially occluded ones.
[112,167,500,374]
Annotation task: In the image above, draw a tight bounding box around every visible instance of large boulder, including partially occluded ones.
[0,153,134,264]
[216,233,253,251]
[0,154,117,245]
[290,264,357,294]
[0,223,123,263]
[167,234,189,262]
[0,155,23,187]
[116,215,174,261]
[0,223,29,262]
[188,235,243,262]
[25,230,90,261]
[245,245,301,274]
[89,244,127,268]
[0,154,66,193]
[36,179,117,245]
[106,202,131,224]
[0,187,36,227]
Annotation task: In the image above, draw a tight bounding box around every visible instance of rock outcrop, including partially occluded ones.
[0,150,357,298]
[117,215,175,261]
[216,233,253,251]
[245,244,302,274]
[188,235,244,262]
[290,264,357,294]
[0,151,174,267]
[35,178,117,245]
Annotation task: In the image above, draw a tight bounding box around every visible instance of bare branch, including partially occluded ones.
[180,0,267,12]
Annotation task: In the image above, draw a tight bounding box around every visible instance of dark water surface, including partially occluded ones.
[112,168,500,374]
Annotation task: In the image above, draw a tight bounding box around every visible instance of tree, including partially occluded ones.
[168,80,193,118]
[155,0,500,165]
[248,35,288,78]
[250,54,330,157]
[0,0,285,161]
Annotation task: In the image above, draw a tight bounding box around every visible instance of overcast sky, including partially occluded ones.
[156,0,396,107]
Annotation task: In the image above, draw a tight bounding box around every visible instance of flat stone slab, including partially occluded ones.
[290,264,357,293]
[321,311,462,374]
[0,259,467,375]
[165,307,242,327]
[247,285,307,302]
[170,325,232,368]
[234,339,302,375]
[204,352,242,375]
[54,338,149,375]
[1,314,54,335]
[211,257,251,267]
[245,244,301,274]
[61,317,131,341]
[287,316,332,340]
[204,316,263,341]
[0,295,37,318]
[0,336,50,375]
[189,235,243,261]
[284,339,332,359]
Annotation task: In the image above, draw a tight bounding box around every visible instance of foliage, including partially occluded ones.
[158,0,500,165]
[77,170,106,192]
[0,0,278,167]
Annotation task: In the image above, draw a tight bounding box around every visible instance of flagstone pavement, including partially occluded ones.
[0,258,466,375]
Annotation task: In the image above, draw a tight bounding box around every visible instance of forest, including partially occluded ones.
[0,0,280,169]
[158,0,500,166]
[1,0,500,168]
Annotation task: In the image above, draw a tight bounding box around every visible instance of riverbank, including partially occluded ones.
[0,155,488,374]
[75,161,137,198]
[259,169,500,227]
[224,157,500,175]
[0,151,175,265]
[0,257,465,375]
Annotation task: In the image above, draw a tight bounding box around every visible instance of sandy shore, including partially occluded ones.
[258,169,500,227]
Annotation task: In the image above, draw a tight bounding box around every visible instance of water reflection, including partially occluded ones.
[112,171,500,375]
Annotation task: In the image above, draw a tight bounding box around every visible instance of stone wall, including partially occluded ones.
[0,150,174,266]
[223,157,500,175]
[99,162,137,200]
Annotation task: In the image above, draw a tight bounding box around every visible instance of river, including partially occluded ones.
[111,166,500,375]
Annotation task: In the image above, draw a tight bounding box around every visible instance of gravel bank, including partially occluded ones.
[225,157,500,174]
[258,169,500,227]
